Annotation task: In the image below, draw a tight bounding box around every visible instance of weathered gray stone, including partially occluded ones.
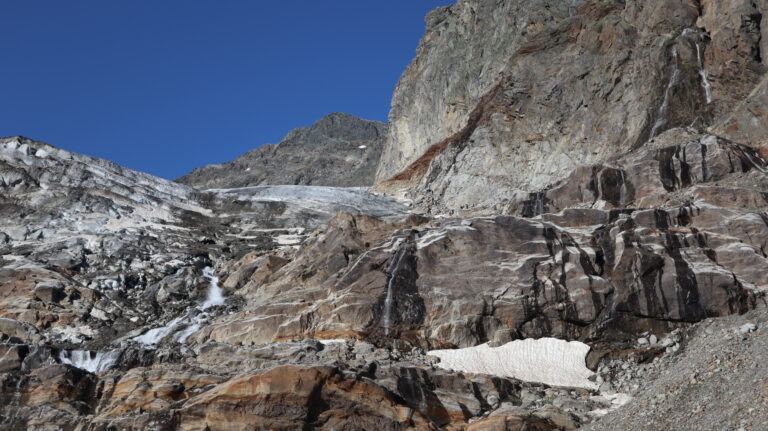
[178,112,387,189]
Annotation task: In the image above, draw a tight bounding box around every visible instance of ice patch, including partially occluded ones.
[428,338,597,389]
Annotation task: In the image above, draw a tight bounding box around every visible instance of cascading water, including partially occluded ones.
[534,193,545,216]
[59,349,121,373]
[132,315,186,345]
[595,168,605,202]
[382,249,406,335]
[201,267,225,309]
[695,42,713,104]
[618,170,628,208]
[132,266,226,346]
[650,46,680,139]
[683,28,713,104]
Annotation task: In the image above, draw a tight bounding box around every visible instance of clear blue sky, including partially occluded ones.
[2,1,450,179]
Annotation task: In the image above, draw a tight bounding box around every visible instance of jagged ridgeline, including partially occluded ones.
[2,0,768,430]
[176,112,388,189]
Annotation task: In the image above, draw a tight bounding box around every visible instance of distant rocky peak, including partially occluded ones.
[176,112,388,189]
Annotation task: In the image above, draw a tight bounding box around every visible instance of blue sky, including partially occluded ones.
[2,1,450,179]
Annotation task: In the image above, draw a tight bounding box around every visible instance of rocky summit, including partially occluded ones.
[177,112,388,189]
[2,0,768,430]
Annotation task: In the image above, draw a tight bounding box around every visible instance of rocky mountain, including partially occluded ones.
[376,0,768,214]
[177,112,387,189]
[2,0,768,430]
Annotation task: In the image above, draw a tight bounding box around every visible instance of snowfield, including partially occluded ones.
[428,338,597,389]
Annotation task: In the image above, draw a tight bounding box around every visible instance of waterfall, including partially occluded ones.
[132,267,225,346]
[523,192,547,217]
[695,42,713,104]
[682,28,712,104]
[59,349,121,373]
[382,249,406,335]
[618,170,628,208]
[595,168,605,202]
[132,315,186,345]
[534,193,544,216]
[201,267,225,309]
[650,46,680,139]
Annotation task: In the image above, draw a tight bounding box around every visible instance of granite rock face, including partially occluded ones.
[200,135,767,349]
[0,135,405,350]
[178,112,387,189]
[3,0,768,429]
[376,0,768,215]
[376,0,577,182]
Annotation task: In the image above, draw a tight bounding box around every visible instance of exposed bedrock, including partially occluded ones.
[177,112,388,189]
[376,0,768,213]
[2,0,768,429]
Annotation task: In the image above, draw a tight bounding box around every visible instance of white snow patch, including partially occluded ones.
[318,339,347,345]
[358,145,367,149]
[428,338,597,389]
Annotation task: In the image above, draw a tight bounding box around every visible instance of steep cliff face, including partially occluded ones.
[376,0,768,214]
[376,0,577,182]
[178,112,387,189]
[3,1,768,430]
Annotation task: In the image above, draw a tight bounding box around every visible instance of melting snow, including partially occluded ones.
[428,338,597,389]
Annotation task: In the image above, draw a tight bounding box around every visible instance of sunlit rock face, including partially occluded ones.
[376,0,768,215]
[177,112,388,189]
[3,0,768,429]
[376,0,576,183]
